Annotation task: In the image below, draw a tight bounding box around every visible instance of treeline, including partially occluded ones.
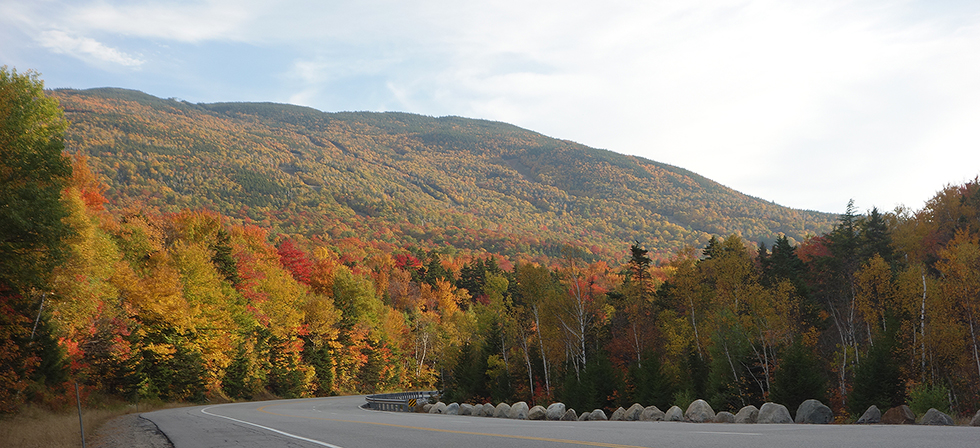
[3,69,979,421]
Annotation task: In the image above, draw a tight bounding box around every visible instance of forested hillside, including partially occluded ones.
[51,88,835,260]
[5,72,978,423]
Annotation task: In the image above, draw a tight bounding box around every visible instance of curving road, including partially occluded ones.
[143,396,978,448]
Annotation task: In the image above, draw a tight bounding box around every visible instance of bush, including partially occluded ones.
[908,383,950,416]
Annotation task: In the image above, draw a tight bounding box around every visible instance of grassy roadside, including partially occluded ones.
[0,401,188,448]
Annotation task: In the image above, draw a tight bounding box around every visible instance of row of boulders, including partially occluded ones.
[421,398,978,426]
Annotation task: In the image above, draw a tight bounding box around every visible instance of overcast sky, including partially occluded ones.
[3,0,979,214]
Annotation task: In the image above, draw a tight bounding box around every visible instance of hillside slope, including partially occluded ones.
[52,87,835,259]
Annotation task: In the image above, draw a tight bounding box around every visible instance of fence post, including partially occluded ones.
[76,382,86,448]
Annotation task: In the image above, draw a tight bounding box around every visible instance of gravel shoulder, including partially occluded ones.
[89,413,174,448]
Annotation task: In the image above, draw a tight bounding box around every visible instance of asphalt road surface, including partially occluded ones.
[143,396,978,448]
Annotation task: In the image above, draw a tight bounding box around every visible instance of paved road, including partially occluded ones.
[144,396,978,448]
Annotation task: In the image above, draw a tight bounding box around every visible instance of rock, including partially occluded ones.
[665,405,684,421]
[589,409,608,421]
[429,402,447,414]
[856,405,881,424]
[640,406,665,421]
[610,407,627,421]
[547,403,567,420]
[794,399,832,424]
[528,405,547,420]
[494,403,511,418]
[734,405,758,423]
[561,409,578,421]
[920,408,954,426]
[509,401,529,419]
[578,411,591,421]
[422,403,433,413]
[685,399,716,423]
[971,409,980,427]
[482,403,494,417]
[625,403,645,421]
[446,403,460,415]
[757,403,792,424]
[714,411,735,423]
[459,403,474,416]
[881,405,915,425]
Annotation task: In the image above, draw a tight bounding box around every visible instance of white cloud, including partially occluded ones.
[37,30,143,67]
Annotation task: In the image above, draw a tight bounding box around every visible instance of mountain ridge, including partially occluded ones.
[51,87,836,260]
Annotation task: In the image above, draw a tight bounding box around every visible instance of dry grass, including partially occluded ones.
[0,400,189,448]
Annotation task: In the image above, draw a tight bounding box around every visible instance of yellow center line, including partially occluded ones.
[257,403,651,448]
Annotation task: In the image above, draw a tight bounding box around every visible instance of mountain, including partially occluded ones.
[51,87,835,259]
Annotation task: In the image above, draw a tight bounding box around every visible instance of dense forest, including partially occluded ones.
[3,69,979,421]
[49,87,836,261]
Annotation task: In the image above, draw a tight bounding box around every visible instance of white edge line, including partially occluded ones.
[201,404,343,448]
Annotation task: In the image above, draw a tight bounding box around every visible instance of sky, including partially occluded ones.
[3,0,980,214]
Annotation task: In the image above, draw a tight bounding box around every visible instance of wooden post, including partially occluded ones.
[75,382,86,448]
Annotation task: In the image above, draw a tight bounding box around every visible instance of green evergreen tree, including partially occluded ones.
[770,339,827,418]
[849,332,903,416]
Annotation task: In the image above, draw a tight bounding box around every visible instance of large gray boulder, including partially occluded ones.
[881,405,915,425]
[589,409,608,421]
[528,405,547,420]
[459,403,474,416]
[429,402,447,414]
[714,411,735,423]
[757,403,792,423]
[794,399,832,424]
[578,411,591,421]
[625,403,645,421]
[610,407,627,421]
[547,403,567,420]
[685,399,716,423]
[509,401,529,419]
[971,409,980,426]
[856,405,881,424]
[445,402,460,415]
[665,405,684,421]
[494,402,511,418]
[734,405,758,423]
[422,403,434,413]
[920,408,954,426]
[481,403,494,417]
[561,409,578,421]
[640,406,665,421]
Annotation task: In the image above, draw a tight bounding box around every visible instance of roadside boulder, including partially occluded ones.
[640,406,665,421]
[459,403,474,416]
[665,406,684,422]
[734,405,758,423]
[757,403,792,424]
[589,409,608,421]
[685,399,716,423]
[528,405,547,420]
[482,403,494,417]
[578,411,591,421]
[509,401,529,419]
[625,403,645,421]
[920,408,954,426]
[714,411,735,423]
[881,405,915,425]
[856,405,881,424]
[795,399,832,424]
[971,409,980,426]
[423,403,434,413]
[547,403,567,420]
[610,407,627,421]
[494,403,511,418]
[561,409,578,421]
[445,403,460,415]
[429,402,447,414]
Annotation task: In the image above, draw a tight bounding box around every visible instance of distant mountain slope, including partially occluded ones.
[52,87,835,259]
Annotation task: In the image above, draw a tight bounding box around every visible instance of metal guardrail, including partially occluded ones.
[365,391,440,412]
